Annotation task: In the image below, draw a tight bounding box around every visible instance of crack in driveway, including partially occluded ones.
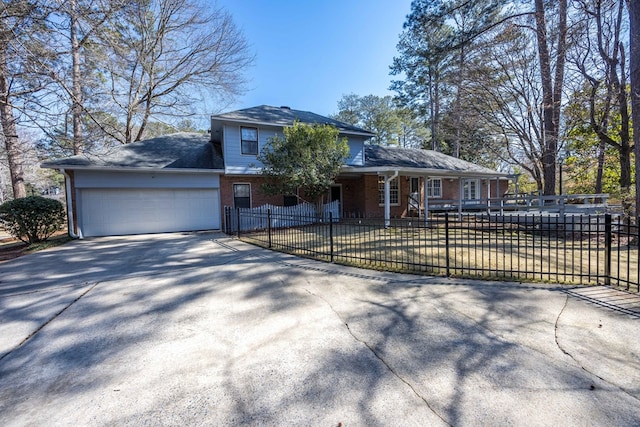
[554,294,640,402]
[0,282,99,363]
[302,287,452,427]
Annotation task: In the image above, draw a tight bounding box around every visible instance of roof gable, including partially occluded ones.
[211,105,374,136]
[41,133,224,171]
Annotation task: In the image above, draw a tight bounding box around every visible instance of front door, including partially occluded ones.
[409,177,421,210]
[329,184,342,215]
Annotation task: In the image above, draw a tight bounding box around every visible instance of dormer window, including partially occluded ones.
[241,127,258,155]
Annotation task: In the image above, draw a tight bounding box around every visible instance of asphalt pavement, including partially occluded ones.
[0,231,639,426]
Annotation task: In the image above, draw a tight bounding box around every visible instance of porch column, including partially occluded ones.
[487,177,491,214]
[458,177,463,220]
[383,171,398,227]
[423,175,429,226]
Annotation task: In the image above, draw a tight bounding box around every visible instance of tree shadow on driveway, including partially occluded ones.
[0,234,639,425]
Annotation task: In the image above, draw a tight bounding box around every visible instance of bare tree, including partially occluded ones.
[104,0,252,144]
[64,0,126,154]
[0,0,50,199]
[534,0,567,196]
[568,0,632,194]
[43,0,129,155]
[471,25,546,190]
[629,0,640,215]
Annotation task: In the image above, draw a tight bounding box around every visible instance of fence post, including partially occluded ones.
[329,211,334,262]
[224,206,228,234]
[267,209,272,248]
[445,212,451,277]
[236,208,241,239]
[604,213,612,286]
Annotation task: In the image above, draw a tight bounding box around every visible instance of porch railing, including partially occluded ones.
[411,194,611,216]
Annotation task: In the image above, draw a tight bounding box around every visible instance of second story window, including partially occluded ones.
[241,127,258,155]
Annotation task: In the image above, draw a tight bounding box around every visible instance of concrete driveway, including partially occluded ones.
[0,232,639,426]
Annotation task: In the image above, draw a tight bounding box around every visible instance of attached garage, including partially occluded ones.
[41,133,224,238]
[78,188,220,237]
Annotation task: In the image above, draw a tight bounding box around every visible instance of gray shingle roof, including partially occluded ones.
[356,145,505,176]
[41,133,224,170]
[211,105,375,136]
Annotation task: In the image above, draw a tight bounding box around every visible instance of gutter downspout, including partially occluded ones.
[60,169,79,239]
[383,170,399,227]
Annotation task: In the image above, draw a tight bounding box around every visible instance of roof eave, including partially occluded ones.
[41,164,224,174]
[211,116,375,138]
[340,166,510,178]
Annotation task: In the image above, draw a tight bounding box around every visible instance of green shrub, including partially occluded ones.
[0,196,66,244]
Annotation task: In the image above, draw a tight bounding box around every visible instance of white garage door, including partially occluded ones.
[79,188,220,237]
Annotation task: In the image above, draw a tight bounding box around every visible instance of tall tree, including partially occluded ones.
[534,0,567,196]
[332,94,405,145]
[0,0,50,198]
[470,25,547,190]
[629,0,640,214]
[104,0,252,144]
[391,0,507,157]
[441,0,503,158]
[567,0,631,194]
[391,1,576,191]
[60,0,127,154]
[391,1,450,151]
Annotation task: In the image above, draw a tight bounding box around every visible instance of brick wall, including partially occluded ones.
[220,175,285,209]
[350,175,511,218]
[220,173,511,222]
[334,176,365,215]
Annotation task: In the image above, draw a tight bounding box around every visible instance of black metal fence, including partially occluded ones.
[224,206,640,291]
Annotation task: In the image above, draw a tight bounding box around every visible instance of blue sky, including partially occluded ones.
[216,0,413,116]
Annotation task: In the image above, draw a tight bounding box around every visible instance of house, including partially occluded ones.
[42,105,510,238]
[211,105,510,221]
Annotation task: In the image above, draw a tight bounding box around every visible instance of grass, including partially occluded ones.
[239,220,640,289]
[0,231,72,262]
[26,234,74,252]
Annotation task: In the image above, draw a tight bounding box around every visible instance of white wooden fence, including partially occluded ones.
[225,200,340,232]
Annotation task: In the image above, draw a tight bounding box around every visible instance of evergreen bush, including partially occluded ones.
[0,196,66,244]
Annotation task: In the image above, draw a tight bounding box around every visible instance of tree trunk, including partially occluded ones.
[70,0,84,155]
[595,140,605,194]
[618,43,632,190]
[630,0,640,216]
[0,45,26,199]
[429,65,438,151]
[453,45,464,158]
[534,0,566,196]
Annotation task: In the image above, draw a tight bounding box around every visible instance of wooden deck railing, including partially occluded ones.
[411,194,611,216]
